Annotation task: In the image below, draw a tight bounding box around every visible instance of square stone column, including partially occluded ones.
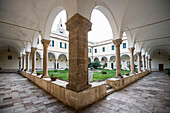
[26,51,30,72]
[113,39,123,77]
[55,59,58,69]
[129,47,135,74]
[22,54,25,70]
[66,13,92,92]
[31,47,37,74]
[41,39,51,78]
[142,55,146,71]
[136,52,141,73]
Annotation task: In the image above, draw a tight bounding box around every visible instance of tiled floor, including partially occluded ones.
[0,72,170,113]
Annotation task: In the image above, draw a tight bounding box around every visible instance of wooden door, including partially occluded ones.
[159,64,164,71]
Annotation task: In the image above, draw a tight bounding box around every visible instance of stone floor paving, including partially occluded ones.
[0,72,170,113]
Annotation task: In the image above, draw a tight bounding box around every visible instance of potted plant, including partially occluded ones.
[37,73,41,76]
[50,74,57,81]
[125,73,129,76]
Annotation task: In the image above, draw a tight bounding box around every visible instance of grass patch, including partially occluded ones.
[37,69,130,82]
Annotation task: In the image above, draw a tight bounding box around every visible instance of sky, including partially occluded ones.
[51,9,113,43]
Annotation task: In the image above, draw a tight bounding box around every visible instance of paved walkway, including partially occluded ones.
[0,72,170,113]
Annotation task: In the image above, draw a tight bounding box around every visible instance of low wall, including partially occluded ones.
[20,71,106,110]
[20,70,150,110]
[107,70,150,90]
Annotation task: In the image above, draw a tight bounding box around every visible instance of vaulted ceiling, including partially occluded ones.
[0,0,169,58]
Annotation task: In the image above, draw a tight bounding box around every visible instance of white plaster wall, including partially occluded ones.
[151,53,170,71]
[0,50,19,70]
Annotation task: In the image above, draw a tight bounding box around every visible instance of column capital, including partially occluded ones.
[142,54,145,57]
[22,54,26,57]
[128,47,135,52]
[31,47,38,53]
[66,13,92,32]
[149,58,152,61]
[136,52,141,56]
[26,51,30,55]
[41,39,51,47]
[112,39,123,47]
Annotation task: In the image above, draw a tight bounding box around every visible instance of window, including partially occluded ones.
[123,43,126,48]
[102,47,105,52]
[60,42,62,48]
[112,45,114,50]
[8,55,12,60]
[88,48,91,53]
[52,40,54,47]
[65,43,67,49]
[37,37,39,44]
[95,49,97,53]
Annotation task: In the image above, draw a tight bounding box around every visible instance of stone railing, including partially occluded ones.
[20,70,150,110]
[107,70,151,90]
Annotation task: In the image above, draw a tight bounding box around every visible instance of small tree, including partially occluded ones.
[88,61,101,69]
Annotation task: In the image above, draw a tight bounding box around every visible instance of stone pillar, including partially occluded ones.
[136,52,141,73]
[18,57,21,70]
[22,54,25,70]
[40,58,43,69]
[66,13,92,92]
[31,47,37,74]
[129,47,135,74]
[149,58,152,70]
[146,56,148,70]
[41,39,51,78]
[55,59,58,69]
[26,51,30,72]
[142,55,145,71]
[113,39,123,77]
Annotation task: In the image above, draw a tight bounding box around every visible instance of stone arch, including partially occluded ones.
[121,54,130,70]
[48,52,56,69]
[94,57,99,62]
[89,5,119,39]
[44,6,67,39]
[58,54,67,69]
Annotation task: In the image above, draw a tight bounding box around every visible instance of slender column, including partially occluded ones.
[129,47,135,74]
[40,58,43,69]
[113,39,123,77]
[31,47,37,74]
[146,56,148,70]
[55,59,58,69]
[26,51,30,71]
[149,58,152,70]
[142,55,145,71]
[66,13,92,92]
[18,56,21,70]
[136,52,141,73]
[41,39,51,78]
[22,54,26,70]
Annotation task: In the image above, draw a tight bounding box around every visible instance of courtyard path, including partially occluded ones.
[0,72,170,113]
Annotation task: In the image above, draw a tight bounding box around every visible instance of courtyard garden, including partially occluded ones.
[37,69,130,82]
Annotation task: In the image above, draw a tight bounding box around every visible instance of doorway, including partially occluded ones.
[111,63,114,69]
[159,64,164,71]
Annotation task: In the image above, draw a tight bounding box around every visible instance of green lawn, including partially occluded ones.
[37,69,130,82]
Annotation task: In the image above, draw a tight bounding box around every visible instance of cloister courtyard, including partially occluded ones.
[0,0,170,112]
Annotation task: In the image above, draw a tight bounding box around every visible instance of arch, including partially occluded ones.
[94,57,99,62]
[101,56,108,62]
[44,6,66,39]
[110,56,116,62]
[121,54,130,70]
[90,5,119,39]
[58,54,67,69]
[36,50,43,58]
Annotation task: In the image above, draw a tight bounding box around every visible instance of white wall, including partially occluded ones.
[0,50,19,71]
[151,53,170,71]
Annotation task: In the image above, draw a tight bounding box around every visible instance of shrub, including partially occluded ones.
[165,69,170,75]
[101,70,107,74]
[89,61,102,69]
[54,70,58,72]
[65,68,68,71]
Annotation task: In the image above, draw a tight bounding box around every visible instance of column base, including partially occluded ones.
[41,74,49,78]
[115,73,123,78]
[66,83,91,92]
